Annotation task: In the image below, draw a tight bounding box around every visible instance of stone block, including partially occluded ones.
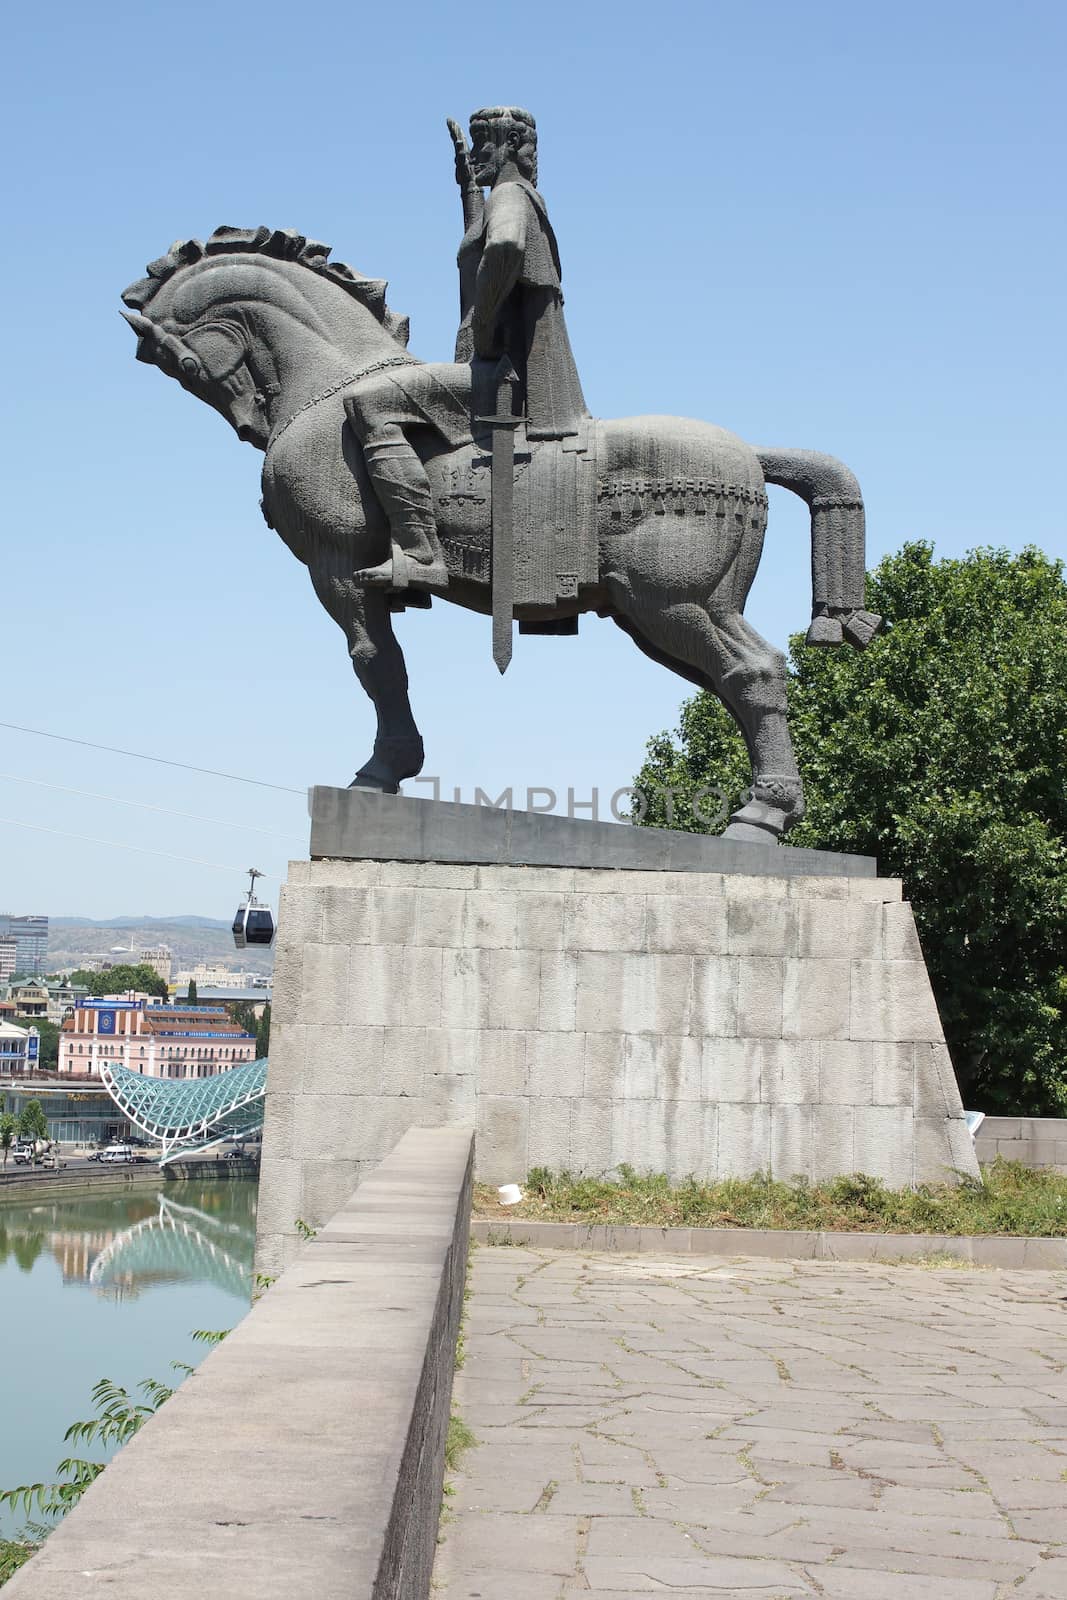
[656,1034,703,1100]
[645,893,728,955]
[294,1093,366,1160]
[304,1024,383,1095]
[565,892,646,951]
[882,901,924,960]
[771,1103,813,1180]
[301,942,351,1025]
[914,1115,974,1182]
[381,1027,429,1096]
[526,1031,585,1097]
[690,956,738,1036]
[575,952,691,1035]
[665,1102,717,1178]
[298,1157,363,1231]
[420,1028,481,1078]
[480,1031,528,1096]
[463,889,518,949]
[515,891,566,950]
[476,1096,529,1183]
[422,1072,477,1125]
[277,883,325,945]
[307,858,381,887]
[379,860,479,888]
[321,885,412,946]
[797,900,880,960]
[611,1099,667,1173]
[810,1104,855,1179]
[783,957,851,1039]
[538,951,578,1031]
[848,876,902,901]
[853,1105,914,1185]
[264,1020,307,1093]
[440,946,490,1029]
[850,960,943,1041]
[487,949,542,1030]
[727,898,798,956]
[413,887,466,947]
[870,1041,914,1106]
[761,1040,821,1103]
[736,957,784,1037]
[478,864,574,893]
[914,1041,959,1116]
[788,874,849,901]
[724,873,789,900]
[819,1039,875,1105]
[581,1033,620,1100]
[717,1103,772,1178]
[702,1037,761,1103]
[269,944,304,1021]
[527,1097,579,1170]
[401,946,445,1028]
[570,1099,613,1173]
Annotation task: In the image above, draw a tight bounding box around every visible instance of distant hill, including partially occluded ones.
[45,916,273,976]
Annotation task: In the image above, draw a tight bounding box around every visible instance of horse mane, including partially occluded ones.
[121,225,410,347]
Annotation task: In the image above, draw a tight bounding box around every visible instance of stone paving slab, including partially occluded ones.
[432,1246,1067,1598]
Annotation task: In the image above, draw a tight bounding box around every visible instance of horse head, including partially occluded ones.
[121,226,411,451]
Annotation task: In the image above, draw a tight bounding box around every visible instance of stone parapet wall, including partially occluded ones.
[975,1116,1067,1172]
[4,1125,473,1600]
[256,857,976,1271]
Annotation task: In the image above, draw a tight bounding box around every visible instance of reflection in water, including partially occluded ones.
[0,1183,256,1302]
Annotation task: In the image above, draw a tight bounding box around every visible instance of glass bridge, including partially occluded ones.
[98,1057,267,1165]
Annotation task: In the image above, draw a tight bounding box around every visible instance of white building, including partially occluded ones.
[0,1019,39,1073]
[59,1000,257,1081]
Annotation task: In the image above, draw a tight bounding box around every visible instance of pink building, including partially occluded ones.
[59,1000,257,1081]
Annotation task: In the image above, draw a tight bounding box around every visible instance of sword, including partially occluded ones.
[477,356,521,674]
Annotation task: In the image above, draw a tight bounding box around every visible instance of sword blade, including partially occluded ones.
[491,426,516,674]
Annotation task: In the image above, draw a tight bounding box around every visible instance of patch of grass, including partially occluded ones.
[472,1159,1067,1237]
[444,1413,477,1473]
[0,1538,35,1587]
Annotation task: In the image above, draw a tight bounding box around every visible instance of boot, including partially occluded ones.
[355,440,448,592]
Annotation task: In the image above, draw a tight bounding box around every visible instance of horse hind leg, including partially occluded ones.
[610,581,803,843]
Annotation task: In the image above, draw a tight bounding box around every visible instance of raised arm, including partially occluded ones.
[471,184,528,359]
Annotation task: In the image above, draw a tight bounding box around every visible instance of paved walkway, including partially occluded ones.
[432,1245,1067,1599]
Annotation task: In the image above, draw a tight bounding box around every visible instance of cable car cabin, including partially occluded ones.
[233,903,275,949]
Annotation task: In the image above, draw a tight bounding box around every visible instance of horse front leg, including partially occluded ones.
[309,564,424,792]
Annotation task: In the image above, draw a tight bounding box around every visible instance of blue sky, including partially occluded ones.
[1,0,1064,921]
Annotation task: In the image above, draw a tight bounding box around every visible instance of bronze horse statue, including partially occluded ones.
[121,225,881,844]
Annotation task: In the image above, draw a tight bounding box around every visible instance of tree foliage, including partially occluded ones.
[67,964,169,1000]
[16,1100,48,1146]
[634,543,1067,1115]
[0,1113,16,1169]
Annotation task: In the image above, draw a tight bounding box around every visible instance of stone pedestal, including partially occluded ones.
[256,791,978,1271]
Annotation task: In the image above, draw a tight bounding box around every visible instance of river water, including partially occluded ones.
[0,1181,256,1537]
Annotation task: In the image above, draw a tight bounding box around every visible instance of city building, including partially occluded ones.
[0,1019,39,1073]
[58,1000,257,1081]
[0,939,17,983]
[173,984,272,1018]
[136,945,173,983]
[10,977,49,1017]
[0,1079,130,1147]
[0,914,48,976]
[175,964,268,990]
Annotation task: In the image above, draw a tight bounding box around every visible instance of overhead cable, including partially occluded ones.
[0,772,300,840]
[0,816,266,876]
[0,721,305,795]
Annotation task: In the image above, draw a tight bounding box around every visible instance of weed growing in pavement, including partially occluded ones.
[474,1159,1067,1236]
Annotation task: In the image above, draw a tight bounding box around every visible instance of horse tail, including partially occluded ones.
[755,447,884,649]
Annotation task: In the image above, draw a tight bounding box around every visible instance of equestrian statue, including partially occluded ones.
[121,106,883,845]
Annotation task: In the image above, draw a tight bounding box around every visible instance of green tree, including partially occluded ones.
[634,543,1067,1115]
[255,1002,271,1059]
[17,1100,49,1147]
[0,1113,16,1170]
[187,977,198,1005]
[25,1020,59,1072]
[67,964,168,1001]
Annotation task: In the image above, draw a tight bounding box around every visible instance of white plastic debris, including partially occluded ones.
[497,1183,523,1206]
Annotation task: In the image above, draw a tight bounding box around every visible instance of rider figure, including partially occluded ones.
[348,105,587,592]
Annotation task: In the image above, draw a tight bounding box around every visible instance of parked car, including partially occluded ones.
[99,1145,135,1164]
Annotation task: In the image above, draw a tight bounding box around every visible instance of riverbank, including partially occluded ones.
[0,1156,257,1206]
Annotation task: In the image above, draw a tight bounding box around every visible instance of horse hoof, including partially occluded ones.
[805,614,843,647]
[349,771,399,794]
[842,608,885,650]
[722,818,779,845]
